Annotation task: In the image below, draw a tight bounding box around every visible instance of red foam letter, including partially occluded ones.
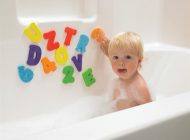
[64,27,77,46]
[43,30,60,51]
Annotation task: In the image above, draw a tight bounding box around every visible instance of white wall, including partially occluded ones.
[159,0,190,47]
[111,0,161,44]
[104,0,190,47]
[0,0,21,41]
[1,0,190,46]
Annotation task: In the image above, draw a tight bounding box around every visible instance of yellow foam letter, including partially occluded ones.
[55,45,69,65]
[24,22,42,43]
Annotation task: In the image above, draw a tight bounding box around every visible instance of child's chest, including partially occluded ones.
[114,80,139,101]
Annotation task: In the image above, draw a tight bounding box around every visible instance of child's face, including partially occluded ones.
[109,48,140,80]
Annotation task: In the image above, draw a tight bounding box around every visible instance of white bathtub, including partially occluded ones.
[1,0,190,140]
[1,43,190,140]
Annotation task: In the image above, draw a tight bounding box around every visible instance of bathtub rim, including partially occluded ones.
[144,43,190,53]
[19,90,190,140]
[100,92,190,140]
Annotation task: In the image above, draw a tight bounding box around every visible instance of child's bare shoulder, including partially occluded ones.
[133,74,152,103]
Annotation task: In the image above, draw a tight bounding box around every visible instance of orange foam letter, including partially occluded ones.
[91,27,106,43]
[41,57,57,74]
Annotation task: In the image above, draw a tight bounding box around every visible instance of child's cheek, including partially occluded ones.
[111,62,118,73]
[126,60,134,68]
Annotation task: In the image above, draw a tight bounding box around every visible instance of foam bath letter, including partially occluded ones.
[18,66,34,83]
[27,44,42,66]
[82,68,96,87]
[41,57,57,74]
[75,34,89,54]
[62,65,75,84]
[55,45,69,65]
[24,22,42,43]
[64,27,77,46]
[91,27,105,42]
[71,54,83,72]
[43,30,60,51]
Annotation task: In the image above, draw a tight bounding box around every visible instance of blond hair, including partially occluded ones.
[108,32,144,61]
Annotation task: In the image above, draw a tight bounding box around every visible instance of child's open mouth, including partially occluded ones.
[117,69,127,73]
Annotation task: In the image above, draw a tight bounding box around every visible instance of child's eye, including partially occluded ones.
[125,55,132,59]
[113,56,119,60]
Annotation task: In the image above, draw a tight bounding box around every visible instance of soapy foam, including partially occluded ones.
[1,95,114,139]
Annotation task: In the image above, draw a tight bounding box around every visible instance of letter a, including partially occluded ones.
[41,57,57,74]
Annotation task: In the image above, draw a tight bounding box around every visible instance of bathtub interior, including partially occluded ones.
[0,0,190,137]
[1,41,190,126]
[141,46,190,99]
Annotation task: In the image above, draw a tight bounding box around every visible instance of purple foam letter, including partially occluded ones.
[27,44,42,66]
[71,54,83,72]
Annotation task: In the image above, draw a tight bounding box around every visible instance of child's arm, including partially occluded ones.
[113,88,138,110]
[91,27,110,57]
[99,38,109,57]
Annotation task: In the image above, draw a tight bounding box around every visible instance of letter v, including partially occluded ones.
[71,54,83,72]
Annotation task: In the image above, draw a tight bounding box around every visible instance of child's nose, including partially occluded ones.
[119,60,125,67]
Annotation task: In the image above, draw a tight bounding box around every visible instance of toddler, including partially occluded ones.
[91,28,152,111]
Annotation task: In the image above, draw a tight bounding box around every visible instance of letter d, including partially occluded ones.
[27,44,42,66]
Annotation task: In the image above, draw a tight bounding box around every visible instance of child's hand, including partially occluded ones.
[116,99,128,110]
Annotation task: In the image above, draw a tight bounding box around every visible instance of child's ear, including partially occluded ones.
[138,59,142,63]
[138,58,143,69]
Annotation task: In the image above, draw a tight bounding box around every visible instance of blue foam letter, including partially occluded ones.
[75,34,89,54]
[18,66,34,83]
